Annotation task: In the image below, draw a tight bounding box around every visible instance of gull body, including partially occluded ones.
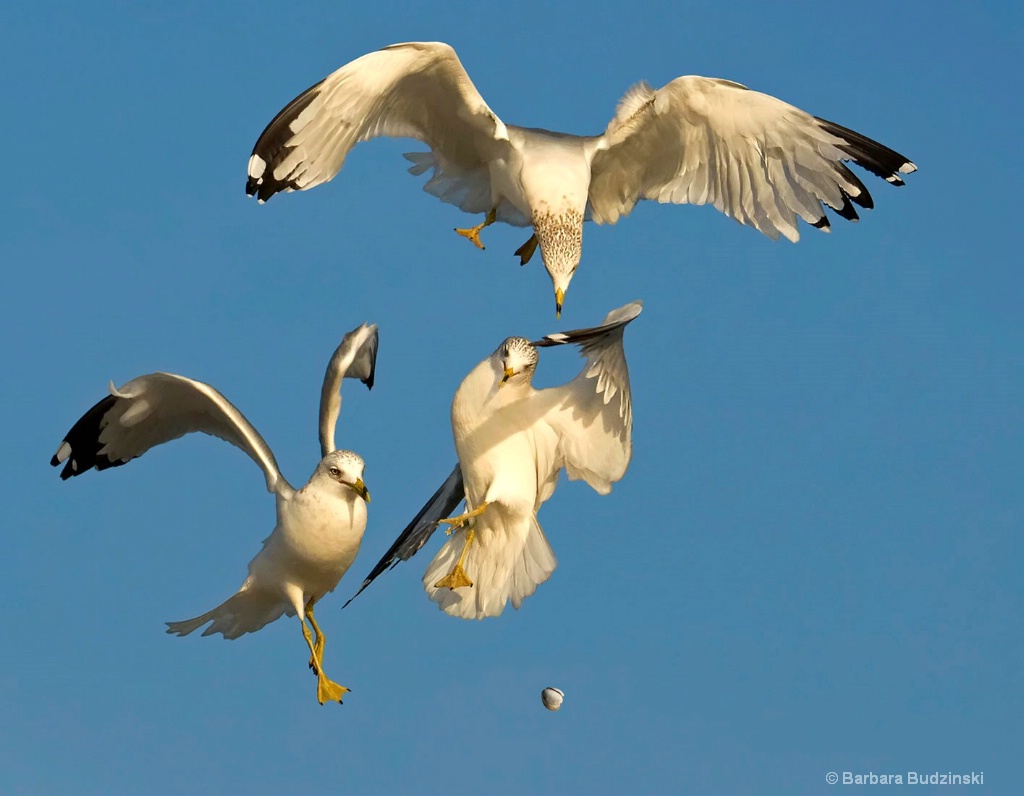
[167,450,368,641]
[247,41,916,314]
[51,324,378,704]
[346,304,640,618]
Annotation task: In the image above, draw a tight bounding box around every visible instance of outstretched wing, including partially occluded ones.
[532,301,642,495]
[319,323,379,457]
[343,464,464,608]
[51,373,290,496]
[246,41,507,204]
[589,76,916,239]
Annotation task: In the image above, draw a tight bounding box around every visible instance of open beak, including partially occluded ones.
[555,287,565,319]
[500,366,515,387]
[347,478,370,503]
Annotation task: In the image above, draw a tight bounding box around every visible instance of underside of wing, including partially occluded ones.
[589,76,915,239]
[319,322,379,457]
[533,301,642,494]
[246,41,508,203]
[51,373,288,495]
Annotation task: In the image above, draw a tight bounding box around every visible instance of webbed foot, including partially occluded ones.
[515,234,539,265]
[454,209,497,250]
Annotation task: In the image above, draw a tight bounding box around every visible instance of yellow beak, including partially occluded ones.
[348,478,370,503]
[555,287,565,318]
[500,366,515,387]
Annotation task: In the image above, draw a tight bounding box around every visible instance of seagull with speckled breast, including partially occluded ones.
[246,41,916,316]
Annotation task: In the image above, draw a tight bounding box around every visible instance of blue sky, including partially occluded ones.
[2,2,1021,794]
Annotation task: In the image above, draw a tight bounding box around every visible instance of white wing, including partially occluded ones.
[532,300,642,496]
[589,76,916,240]
[319,322,379,457]
[246,41,508,215]
[51,373,290,496]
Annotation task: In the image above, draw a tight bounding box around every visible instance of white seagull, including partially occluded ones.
[347,302,640,619]
[246,41,916,315]
[51,323,378,705]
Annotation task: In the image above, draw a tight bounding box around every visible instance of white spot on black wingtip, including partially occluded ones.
[900,161,918,174]
[248,154,267,181]
[53,440,72,465]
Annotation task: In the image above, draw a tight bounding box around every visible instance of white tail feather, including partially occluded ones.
[423,516,557,619]
[166,585,290,640]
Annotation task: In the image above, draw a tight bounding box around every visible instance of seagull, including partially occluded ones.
[246,41,916,316]
[50,323,378,705]
[346,302,641,619]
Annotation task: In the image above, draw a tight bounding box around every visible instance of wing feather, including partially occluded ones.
[246,41,507,204]
[51,373,289,495]
[319,323,379,457]
[589,76,915,239]
[342,464,465,608]
[531,301,642,494]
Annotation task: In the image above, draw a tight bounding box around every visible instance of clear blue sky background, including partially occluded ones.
[2,2,1020,794]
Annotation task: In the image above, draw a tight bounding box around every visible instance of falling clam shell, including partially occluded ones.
[541,687,564,711]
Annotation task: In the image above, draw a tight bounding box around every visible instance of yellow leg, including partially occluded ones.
[514,234,539,265]
[434,528,476,590]
[439,501,490,533]
[433,501,489,589]
[300,605,349,705]
[455,208,497,250]
[306,600,325,673]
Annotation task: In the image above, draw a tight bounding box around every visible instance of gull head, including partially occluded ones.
[532,209,583,318]
[317,450,370,503]
[497,337,539,388]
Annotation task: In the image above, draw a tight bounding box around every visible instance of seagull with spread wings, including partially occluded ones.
[51,323,378,705]
[347,302,641,619]
[246,41,916,316]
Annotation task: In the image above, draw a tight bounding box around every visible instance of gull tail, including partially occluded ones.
[166,584,288,640]
[423,515,556,620]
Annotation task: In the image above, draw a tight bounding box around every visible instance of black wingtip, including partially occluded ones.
[343,466,464,609]
[816,116,916,185]
[831,192,860,222]
[52,394,127,480]
[245,78,326,203]
[362,361,376,392]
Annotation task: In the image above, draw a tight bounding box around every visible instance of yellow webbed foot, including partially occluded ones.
[317,674,350,705]
[455,224,487,249]
[434,562,474,590]
[515,234,539,265]
[454,209,496,250]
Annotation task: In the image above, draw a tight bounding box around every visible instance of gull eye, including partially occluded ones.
[329,466,341,477]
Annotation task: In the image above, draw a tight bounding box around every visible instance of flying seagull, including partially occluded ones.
[50,323,378,705]
[346,302,640,619]
[246,41,916,316]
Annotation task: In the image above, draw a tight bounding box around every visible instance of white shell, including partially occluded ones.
[541,687,564,711]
